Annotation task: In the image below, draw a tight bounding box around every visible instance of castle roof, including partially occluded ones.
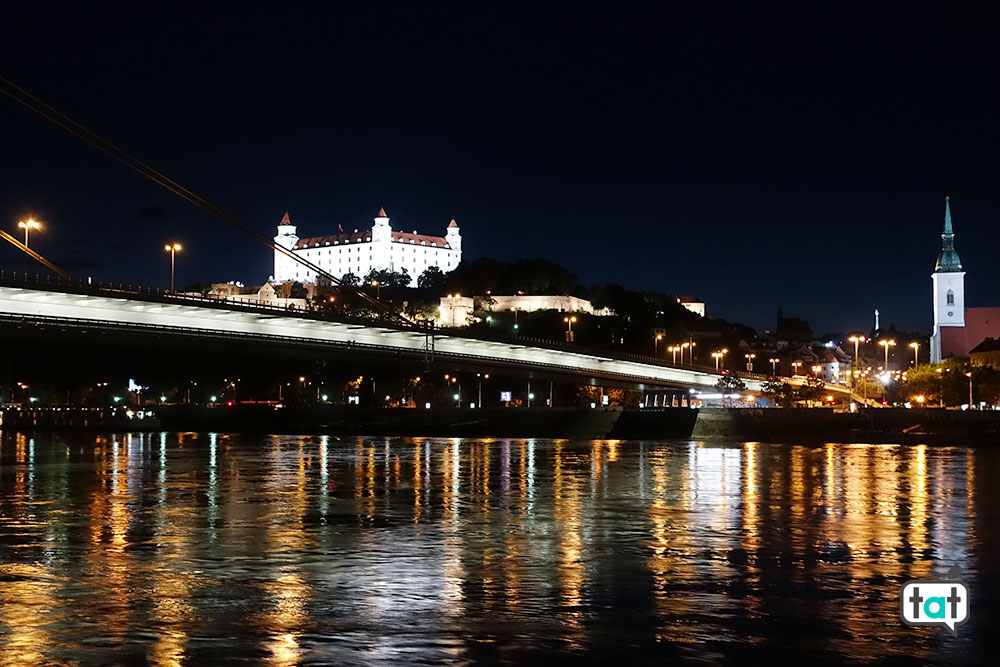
[294,230,451,249]
[377,207,388,218]
[392,231,450,247]
[935,197,963,273]
[448,218,459,228]
[279,211,292,225]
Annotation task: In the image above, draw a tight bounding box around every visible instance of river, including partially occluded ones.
[0,433,994,665]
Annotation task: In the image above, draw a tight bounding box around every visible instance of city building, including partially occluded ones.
[774,309,813,350]
[437,293,612,328]
[272,208,462,286]
[969,338,1000,370]
[929,198,1000,362]
[485,295,612,316]
[207,281,309,308]
[676,296,706,317]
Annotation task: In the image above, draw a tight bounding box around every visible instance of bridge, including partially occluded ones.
[0,273,863,404]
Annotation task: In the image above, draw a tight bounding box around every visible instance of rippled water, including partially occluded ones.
[0,433,995,665]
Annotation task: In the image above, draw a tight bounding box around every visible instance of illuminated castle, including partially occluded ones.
[272,208,462,286]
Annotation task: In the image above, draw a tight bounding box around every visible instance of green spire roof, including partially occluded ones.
[935,196,963,272]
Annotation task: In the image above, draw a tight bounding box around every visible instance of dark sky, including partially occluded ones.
[1,2,997,334]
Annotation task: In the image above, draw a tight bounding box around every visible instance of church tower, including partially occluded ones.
[930,197,966,363]
[273,211,299,283]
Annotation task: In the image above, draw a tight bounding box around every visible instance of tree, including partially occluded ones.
[760,379,795,407]
[417,265,447,291]
[714,375,746,407]
[795,376,826,404]
[339,272,360,287]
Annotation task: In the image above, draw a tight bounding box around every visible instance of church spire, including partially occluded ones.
[935,196,962,272]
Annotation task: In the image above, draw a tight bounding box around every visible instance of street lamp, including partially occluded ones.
[909,342,920,366]
[745,353,756,372]
[769,357,779,375]
[163,243,182,292]
[564,315,577,342]
[477,372,489,407]
[669,345,679,364]
[966,371,973,409]
[848,335,865,388]
[654,333,663,356]
[879,339,896,370]
[935,367,944,407]
[791,361,802,376]
[680,342,690,365]
[711,351,724,371]
[17,218,41,273]
[371,280,380,300]
[811,364,823,377]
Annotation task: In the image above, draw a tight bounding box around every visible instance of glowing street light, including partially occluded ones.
[966,371,973,409]
[654,333,663,356]
[711,349,728,371]
[745,353,756,372]
[680,342,690,365]
[909,341,920,366]
[371,279,380,300]
[769,357,779,375]
[163,242,182,292]
[879,339,896,370]
[563,315,577,342]
[791,361,802,376]
[16,218,41,272]
[669,345,679,364]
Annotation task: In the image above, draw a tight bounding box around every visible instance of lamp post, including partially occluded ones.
[769,357,779,375]
[745,353,756,372]
[371,279,380,300]
[910,342,919,366]
[688,340,696,364]
[712,351,725,371]
[848,335,865,388]
[791,361,802,376]
[654,333,663,356]
[564,315,577,342]
[680,342,690,365]
[879,339,896,370]
[966,371,973,409]
[477,372,489,408]
[17,218,41,273]
[670,346,679,364]
[163,243,182,292]
[935,367,944,407]
[811,364,823,378]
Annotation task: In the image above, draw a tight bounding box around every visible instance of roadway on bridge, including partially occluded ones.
[0,283,864,400]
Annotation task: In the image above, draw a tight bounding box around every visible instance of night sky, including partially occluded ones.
[1,3,997,334]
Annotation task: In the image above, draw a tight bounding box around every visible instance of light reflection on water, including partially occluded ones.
[0,432,994,665]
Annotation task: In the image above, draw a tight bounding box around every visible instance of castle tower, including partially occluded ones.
[930,197,966,363]
[446,217,462,253]
[273,211,299,283]
[371,206,393,271]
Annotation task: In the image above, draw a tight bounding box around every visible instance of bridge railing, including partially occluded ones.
[0,270,770,382]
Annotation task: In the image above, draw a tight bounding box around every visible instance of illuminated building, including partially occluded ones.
[272,208,462,286]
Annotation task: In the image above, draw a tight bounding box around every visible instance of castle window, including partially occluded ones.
[947,290,955,306]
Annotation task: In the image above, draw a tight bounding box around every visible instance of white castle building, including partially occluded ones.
[272,208,462,286]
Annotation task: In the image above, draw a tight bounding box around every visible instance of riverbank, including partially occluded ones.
[2,405,999,442]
